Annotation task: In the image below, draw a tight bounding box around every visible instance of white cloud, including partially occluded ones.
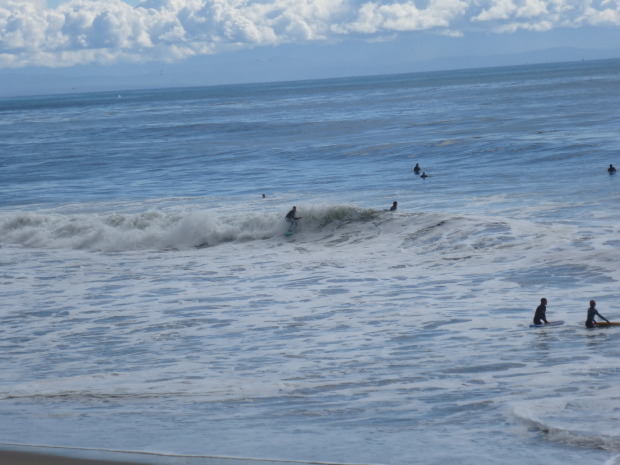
[333,0,469,34]
[473,0,620,33]
[0,0,619,68]
[580,0,620,26]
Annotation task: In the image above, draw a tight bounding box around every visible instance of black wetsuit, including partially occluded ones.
[285,209,300,225]
[533,304,548,325]
[585,306,608,328]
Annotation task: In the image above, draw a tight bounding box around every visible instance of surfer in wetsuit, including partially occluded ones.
[413,163,421,174]
[533,297,549,325]
[585,300,610,328]
[390,201,398,211]
[608,164,616,174]
[285,206,302,227]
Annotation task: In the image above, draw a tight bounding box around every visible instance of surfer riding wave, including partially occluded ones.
[285,206,302,231]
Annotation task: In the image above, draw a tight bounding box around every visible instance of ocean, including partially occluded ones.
[1,58,620,465]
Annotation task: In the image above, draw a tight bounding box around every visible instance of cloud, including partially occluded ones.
[0,0,619,68]
[472,0,620,32]
[330,0,468,35]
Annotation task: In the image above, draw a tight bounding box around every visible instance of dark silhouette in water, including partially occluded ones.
[585,300,610,328]
[285,206,302,226]
[533,297,549,325]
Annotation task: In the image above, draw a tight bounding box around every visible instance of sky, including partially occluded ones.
[1,0,619,96]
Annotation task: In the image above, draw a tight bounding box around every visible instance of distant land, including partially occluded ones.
[1,46,619,98]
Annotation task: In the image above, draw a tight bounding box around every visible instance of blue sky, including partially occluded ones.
[1,0,619,96]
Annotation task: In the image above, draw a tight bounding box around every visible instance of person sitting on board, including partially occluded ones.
[390,201,398,211]
[285,206,302,226]
[533,297,549,325]
[420,172,428,179]
[413,163,421,174]
[608,164,616,174]
[585,300,610,328]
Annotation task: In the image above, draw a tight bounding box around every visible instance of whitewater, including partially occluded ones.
[1,59,620,465]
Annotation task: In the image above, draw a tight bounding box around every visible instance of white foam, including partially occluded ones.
[2,206,620,465]
[0,204,381,252]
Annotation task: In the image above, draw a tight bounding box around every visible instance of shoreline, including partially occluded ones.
[0,450,148,465]
[0,446,343,465]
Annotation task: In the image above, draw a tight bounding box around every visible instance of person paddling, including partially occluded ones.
[585,300,610,328]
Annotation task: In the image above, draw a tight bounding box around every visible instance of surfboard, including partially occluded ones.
[593,321,620,327]
[285,231,294,236]
[529,320,564,328]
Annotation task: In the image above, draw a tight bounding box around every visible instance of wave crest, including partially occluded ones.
[0,205,380,252]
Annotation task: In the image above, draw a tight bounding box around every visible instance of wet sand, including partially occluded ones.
[0,448,321,465]
[0,450,145,465]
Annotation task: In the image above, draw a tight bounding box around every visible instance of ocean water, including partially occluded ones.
[1,59,620,465]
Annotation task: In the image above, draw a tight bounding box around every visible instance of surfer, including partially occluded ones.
[608,164,616,174]
[390,201,398,211]
[533,298,549,325]
[420,172,428,179]
[585,300,610,328]
[413,163,421,174]
[285,206,302,226]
